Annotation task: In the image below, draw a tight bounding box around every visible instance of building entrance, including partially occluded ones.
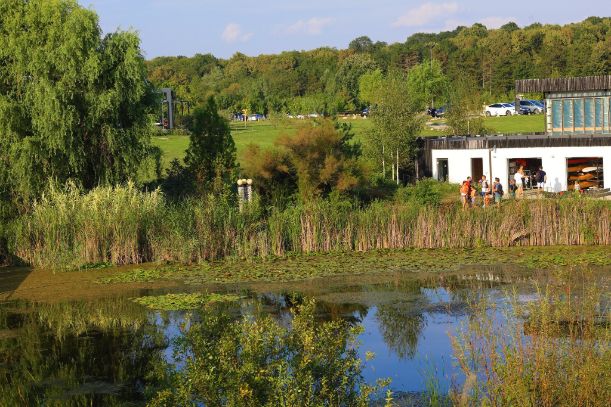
[437,159,448,181]
[508,158,542,189]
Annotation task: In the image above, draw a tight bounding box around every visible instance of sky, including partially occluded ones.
[77,1,610,59]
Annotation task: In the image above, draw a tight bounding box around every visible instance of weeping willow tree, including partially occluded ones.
[0,0,156,208]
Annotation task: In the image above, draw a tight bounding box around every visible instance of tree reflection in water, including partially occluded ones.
[0,298,169,406]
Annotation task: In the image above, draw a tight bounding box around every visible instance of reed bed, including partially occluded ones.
[450,271,610,406]
[6,185,610,268]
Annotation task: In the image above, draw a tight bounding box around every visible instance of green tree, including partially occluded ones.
[0,0,155,205]
[358,69,384,105]
[406,59,450,109]
[445,77,491,135]
[335,54,378,110]
[366,71,424,183]
[185,97,237,195]
[277,121,365,201]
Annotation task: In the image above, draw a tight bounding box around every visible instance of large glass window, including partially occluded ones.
[549,96,610,134]
[595,98,603,130]
[573,99,584,133]
[552,100,562,132]
[584,98,594,131]
[562,99,573,132]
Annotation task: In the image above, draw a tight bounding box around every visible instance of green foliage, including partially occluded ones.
[7,181,610,269]
[395,179,459,206]
[445,76,493,135]
[148,300,387,406]
[132,293,241,311]
[451,274,611,406]
[242,120,366,205]
[145,19,611,117]
[365,70,425,179]
[406,60,450,109]
[358,69,384,105]
[0,0,155,205]
[185,97,238,195]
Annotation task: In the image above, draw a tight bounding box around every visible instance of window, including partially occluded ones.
[562,99,573,132]
[574,99,584,133]
[550,96,610,135]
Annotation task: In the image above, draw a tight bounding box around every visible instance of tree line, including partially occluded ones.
[146,17,611,115]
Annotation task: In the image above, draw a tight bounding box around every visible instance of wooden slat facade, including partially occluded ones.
[515,75,611,93]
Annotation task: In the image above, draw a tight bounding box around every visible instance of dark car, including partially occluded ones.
[508,103,531,115]
[361,107,370,117]
[428,106,446,118]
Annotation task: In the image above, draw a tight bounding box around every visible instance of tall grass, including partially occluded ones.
[450,271,610,406]
[6,185,611,268]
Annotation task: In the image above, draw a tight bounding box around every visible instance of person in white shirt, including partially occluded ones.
[514,166,524,198]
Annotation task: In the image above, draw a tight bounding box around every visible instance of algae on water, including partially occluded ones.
[131,293,241,311]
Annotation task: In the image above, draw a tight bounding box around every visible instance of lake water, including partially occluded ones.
[0,264,606,405]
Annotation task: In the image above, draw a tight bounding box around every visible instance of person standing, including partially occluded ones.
[460,181,469,208]
[535,166,547,195]
[508,179,517,199]
[480,175,489,207]
[514,166,524,199]
[494,177,503,207]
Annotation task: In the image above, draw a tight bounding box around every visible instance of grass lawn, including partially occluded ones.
[152,114,545,170]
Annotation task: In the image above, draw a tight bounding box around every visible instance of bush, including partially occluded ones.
[394,179,458,206]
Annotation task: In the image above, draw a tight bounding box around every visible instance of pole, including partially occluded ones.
[396,148,399,185]
[382,144,385,178]
[488,147,493,181]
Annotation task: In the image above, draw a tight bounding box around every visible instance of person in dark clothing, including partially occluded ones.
[535,166,547,195]
[493,177,503,206]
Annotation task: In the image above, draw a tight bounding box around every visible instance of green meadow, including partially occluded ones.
[152,114,545,169]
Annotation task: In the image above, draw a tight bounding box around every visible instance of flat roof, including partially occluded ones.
[515,75,611,93]
[421,133,611,150]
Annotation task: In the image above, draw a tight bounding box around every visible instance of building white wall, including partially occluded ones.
[431,146,611,193]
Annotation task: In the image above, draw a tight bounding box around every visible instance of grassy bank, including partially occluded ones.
[6,184,610,269]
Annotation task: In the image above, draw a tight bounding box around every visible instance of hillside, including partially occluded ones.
[146,17,611,116]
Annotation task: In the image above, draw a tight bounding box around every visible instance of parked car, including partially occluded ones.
[361,107,370,117]
[248,113,265,121]
[308,113,320,118]
[507,103,531,115]
[434,106,446,117]
[518,99,543,114]
[484,103,515,117]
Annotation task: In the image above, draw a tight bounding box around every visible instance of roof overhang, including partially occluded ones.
[515,75,611,93]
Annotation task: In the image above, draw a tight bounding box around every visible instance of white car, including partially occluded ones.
[484,103,515,117]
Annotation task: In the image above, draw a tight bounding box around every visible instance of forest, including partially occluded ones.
[146,17,611,115]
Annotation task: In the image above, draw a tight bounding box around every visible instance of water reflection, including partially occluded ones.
[0,266,607,404]
[0,298,168,405]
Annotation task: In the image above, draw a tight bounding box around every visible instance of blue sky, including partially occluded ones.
[77,1,610,59]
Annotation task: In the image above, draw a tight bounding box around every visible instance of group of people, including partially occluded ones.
[460,166,547,208]
[460,175,504,208]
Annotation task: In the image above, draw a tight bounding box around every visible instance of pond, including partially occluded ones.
[0,259,608,406]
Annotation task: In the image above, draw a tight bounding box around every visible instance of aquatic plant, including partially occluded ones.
[132,292,241,311]
[98,246,611,286]
[449,270,611,406]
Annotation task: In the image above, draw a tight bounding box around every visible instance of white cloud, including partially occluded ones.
[393,2,459,28]
[479,16,516,29]
[221,23,253,43]
[285,17,334,35]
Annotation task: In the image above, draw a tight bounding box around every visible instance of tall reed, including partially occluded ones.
[7,185,611,269]
[449,270,610,406]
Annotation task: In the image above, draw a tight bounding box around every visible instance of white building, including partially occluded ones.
[422,76,611,194]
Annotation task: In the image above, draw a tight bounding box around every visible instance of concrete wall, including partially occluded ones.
[431,146,611,193]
